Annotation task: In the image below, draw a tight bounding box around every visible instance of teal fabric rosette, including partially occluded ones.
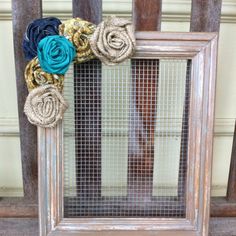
[37,35,76,75]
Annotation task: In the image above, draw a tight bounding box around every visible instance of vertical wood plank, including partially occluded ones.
[11,0,42,201]
[178,0,222,199]
[128,0,161,201]
[190,0,222,32]
[73,0,102,24]
[227,121,236,201]
[133,0,162,31]
[73,0,102,205]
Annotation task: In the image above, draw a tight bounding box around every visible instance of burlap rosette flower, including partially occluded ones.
[59,18,96,63]
[24,85,68,128]
[89,16,136,65]
[25,57,64,92]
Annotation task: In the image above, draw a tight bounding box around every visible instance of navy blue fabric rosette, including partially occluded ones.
[23,17,62,60]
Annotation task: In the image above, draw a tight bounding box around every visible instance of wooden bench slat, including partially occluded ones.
[211,197,236,217]
[0,197,37,218]
[133,0,162,31]
[11,0,42,201]
[190,0,222,32]
[73,0,102,25]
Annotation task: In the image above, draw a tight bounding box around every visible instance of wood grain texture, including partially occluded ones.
[38,125,63,236]
[178,0,222,214]
[179,0,222,184]
[133,0,162,31]
[190,0,222,32]
[128,0,162,202]
[1,218,235,236]
[72,0,103,207]
[211,197,236,217]
[11,0,42,201]
[0,218,39,236]
[189,0,224,221]
[0,197,37,218]
[199,35,218,236]
[227,121,236,201]
[209,217,236,236]
[135,31,217,41]
[73,0,102,24]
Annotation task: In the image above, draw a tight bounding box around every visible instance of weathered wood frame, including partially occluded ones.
[38,31,218,236]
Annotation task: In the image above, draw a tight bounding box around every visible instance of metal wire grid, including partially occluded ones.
[63,59,191,218]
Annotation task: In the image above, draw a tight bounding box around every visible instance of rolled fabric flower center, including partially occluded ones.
[107,32,125,49]
[23,17,62,60]
[39,94,55,117]
[24,85,68,128]
[24,57,64,92]
[38,35,76,75]
[90,16,136,65]
[59,18,96,63]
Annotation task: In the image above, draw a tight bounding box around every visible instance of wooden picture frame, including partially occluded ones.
[38,32,218,236]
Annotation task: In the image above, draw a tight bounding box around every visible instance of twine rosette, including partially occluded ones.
[24,85,68,128]
[25,58,64,92]
[89,16,136,65]
[59,18,96,63]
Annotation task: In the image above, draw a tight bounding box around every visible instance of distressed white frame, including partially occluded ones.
[38,32,218,236]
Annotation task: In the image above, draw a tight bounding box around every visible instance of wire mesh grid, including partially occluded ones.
[63,58,191,218]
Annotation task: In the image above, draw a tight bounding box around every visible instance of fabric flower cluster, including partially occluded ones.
[23,16,135,128]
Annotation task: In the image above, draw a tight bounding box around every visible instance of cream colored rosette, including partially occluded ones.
[59,18,96,63]
[89,16,136,65]
[24,85,68,128]
[25,57,64,92]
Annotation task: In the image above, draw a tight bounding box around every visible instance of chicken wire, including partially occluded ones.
[63,58,191,218]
